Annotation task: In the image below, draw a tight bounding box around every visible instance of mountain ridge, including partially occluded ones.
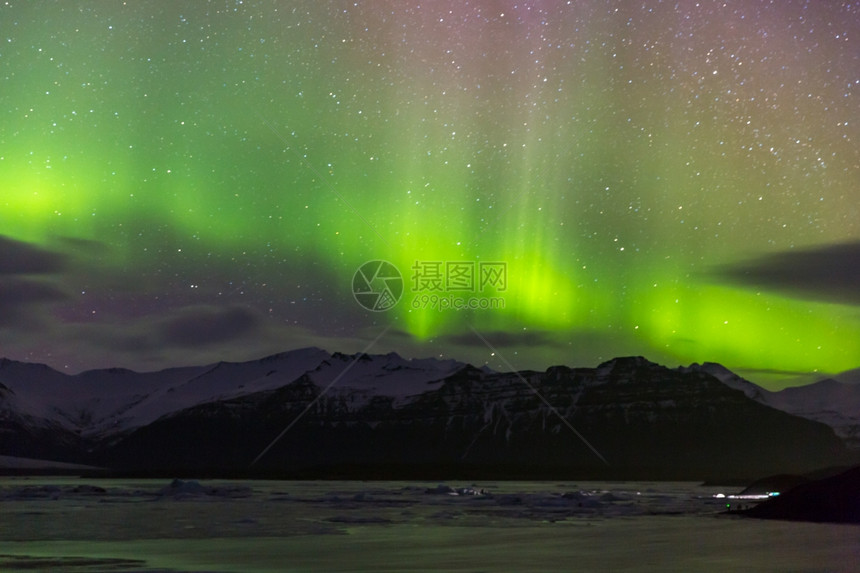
[1,349,857,479]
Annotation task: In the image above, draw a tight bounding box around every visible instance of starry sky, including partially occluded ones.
[1,0,858,389]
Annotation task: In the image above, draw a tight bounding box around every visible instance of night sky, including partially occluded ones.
[1,1,858,388]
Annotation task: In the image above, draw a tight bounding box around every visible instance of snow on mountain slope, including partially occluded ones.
[0,348,471,439]
[676,362,770,401]
[0,454,103,471]
[304,351,468,405]
[99,354,853,478]
[0,359,76,422]
[764,379,860,448]
[94,347,334,436]
[0,358,211,437]
[3,349,858,452]
[1,351,324,437]
[679,362,860,448]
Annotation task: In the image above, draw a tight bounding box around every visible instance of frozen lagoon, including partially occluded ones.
[0,478,857,572]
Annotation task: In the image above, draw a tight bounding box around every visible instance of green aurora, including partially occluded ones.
[1,1,858,387]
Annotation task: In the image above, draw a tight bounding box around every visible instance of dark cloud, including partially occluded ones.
[713,241,860,305]
[0,277,67,327]
[78,319,329,372]
[440,329,564,349]
[84,327,157,354]
[0,235,66,275]
[158,305,263,348]
[422,328,654,373]
[0,278,67,306]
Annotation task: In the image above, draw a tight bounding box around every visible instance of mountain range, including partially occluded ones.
[1,349,857,480]
[679,362,860,450]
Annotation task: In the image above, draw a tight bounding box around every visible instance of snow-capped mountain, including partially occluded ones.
[677,362,769,401]
[1,351,856,479]
[835,367,860,385]
[0,348,466,441]
[103,355,853,479]
[763,379,860,450]
[681,362,860,449]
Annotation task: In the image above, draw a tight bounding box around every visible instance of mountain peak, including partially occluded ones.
[680,361,738,381]
[0,357,57,372]
[597,355,659,371]
[329,350,409,364]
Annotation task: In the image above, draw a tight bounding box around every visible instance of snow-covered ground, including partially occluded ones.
[0,479,856,572]
[0,455,102,471]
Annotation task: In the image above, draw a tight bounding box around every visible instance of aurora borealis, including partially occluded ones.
[1,1,858,388]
